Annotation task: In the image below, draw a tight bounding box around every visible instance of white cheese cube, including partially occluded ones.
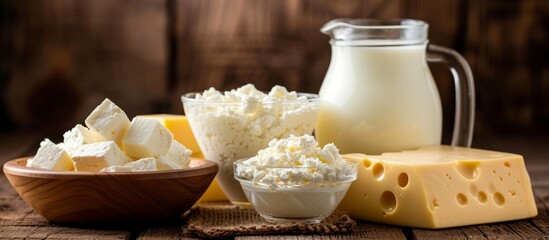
[62,124,105,155]
[72,141,131,172]
[126,157,157,171]
[100,158,157,172]
[156,140,192,170]
[26,139,74,171]
[85,98,130,147]
[123,117,173,159]
[100,166,132,172]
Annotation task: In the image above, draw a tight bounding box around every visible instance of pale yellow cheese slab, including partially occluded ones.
[137,114,201,155]
[339,145,537,229]
[138,114,228,202]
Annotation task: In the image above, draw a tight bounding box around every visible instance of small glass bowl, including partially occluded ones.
[181,92,321,205]
[233,158,358,223]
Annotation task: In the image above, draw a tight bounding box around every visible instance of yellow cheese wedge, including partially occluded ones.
[339,145,537,229]
[137,114,201,156]
[138,114,228,202]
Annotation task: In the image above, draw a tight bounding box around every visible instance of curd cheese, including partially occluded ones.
[189,84,318,166]
[236,134,351,188]
[183,84,320,202]
[233,135,357,223]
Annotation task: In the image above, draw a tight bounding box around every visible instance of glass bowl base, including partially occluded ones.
[259,214,327,224]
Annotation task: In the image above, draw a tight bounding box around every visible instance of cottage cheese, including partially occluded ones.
[236,134,351,188]
[183,84,320,203]
[233,135,357,223]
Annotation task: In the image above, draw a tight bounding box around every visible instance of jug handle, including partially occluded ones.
[427,44,475,148]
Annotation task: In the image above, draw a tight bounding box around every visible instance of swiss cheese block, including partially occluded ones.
[27,139,74,171]
[136,114,202,157]
[339,145,537,229]
[123,117,173,159]
[85,98,131,147]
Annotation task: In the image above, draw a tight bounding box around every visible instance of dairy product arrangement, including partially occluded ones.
[26,98,193,172]
[234,134,357,223]
[182,84,320,203]
[21,84,538,229]
[339,145,537,229]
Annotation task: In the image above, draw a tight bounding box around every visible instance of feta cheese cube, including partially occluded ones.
[156,140,192,170]
[125,157,157,171]
[100,157,157,172]
[72,141,131,172]
[85,98,130,147]
[100,166,132,172]
[123,117,173,158]
[62,124,105,155]
[26,139,74,171]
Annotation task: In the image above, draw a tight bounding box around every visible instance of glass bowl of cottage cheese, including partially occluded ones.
[181,84,321,205]
[233,135,358,223]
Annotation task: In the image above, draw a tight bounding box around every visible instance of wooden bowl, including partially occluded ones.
[3,157,218,223]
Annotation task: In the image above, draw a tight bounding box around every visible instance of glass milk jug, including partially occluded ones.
[316,19,475,155]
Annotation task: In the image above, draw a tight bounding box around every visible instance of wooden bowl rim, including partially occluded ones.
[3,157,218,180]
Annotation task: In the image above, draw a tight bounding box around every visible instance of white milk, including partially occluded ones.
[316,43,442,155]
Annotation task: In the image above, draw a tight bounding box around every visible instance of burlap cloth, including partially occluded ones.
[182,203,356,239]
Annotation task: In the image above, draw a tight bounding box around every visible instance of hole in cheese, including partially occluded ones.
[363,159,372,168]
[494,192,505,206]
[469,183,478,195]
[489,183,496,193]
[457,161,480,180]
[432,199,439,208]
[398,173,409,188]
[504,162,511,168]
[372,163,384,180]
[477,191,488,203]
[380,191,397,214]
[456,193,468,205]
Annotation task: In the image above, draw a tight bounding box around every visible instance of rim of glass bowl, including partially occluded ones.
[181,92,321,106]
[233,159,358,188]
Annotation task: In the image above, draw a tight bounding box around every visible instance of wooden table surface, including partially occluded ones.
[1,131,548,239]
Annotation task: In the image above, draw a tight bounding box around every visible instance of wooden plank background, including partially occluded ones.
[0,0,547,140]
